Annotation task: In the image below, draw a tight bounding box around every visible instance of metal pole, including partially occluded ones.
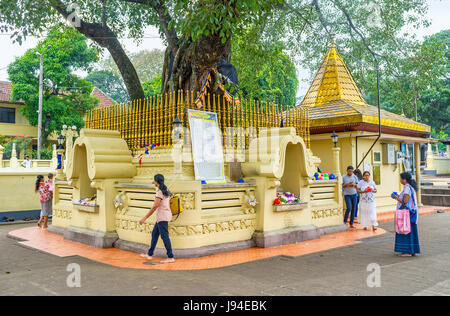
[355,59,382,169]
[37,53,43,160]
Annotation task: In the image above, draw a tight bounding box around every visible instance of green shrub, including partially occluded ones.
[1,135,33,159]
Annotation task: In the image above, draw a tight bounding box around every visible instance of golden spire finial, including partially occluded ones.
[330,33,336,48]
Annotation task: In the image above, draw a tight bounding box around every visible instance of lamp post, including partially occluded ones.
[56,133,65,177]
[171,117,184,177]
[331,131,339,148]
[331,131,341,177]
[172,117,183,141]
[35,45,51,160]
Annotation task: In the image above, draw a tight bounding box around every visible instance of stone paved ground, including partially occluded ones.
[1,212,449,296]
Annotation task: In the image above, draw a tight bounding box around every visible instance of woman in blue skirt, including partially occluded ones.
[391,172,421,257]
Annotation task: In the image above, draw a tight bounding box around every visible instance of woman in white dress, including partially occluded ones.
[357,171,378,231]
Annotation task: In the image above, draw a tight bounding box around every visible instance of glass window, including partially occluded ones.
[0,107,15,123]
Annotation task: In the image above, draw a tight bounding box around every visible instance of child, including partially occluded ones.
[36,175,52,229]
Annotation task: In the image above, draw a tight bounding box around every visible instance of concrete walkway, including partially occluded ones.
[1,211,450,295]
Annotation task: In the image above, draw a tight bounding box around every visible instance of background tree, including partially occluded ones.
[0,0,436,102]
[101,49,164,83]
[356,29,448,138]
[417,30,450,141]
[7,26,99,143]
[142,75,162,98]
[232,32,298,105]
[85,70,128,102]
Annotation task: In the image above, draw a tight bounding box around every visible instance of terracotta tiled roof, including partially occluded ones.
[0,81,115,107]
[91,86,116,108]
[0,80,17,103]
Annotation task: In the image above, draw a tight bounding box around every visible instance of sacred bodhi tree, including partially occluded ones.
[0,0,435,105]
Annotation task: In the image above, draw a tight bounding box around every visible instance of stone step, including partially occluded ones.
[422,187,450,195]
[421,194,450,207]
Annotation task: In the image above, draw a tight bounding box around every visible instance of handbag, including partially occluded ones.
[395,204,411,235]
[169,195,184,220]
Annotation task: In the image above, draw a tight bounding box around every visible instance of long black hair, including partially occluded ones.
[154,174,170,197]
[35,175,44,192]
[354,169,363,180]
[400,172,418,191]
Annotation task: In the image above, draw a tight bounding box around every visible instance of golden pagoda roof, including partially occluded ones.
[300,41,367,107]
[308,100,430,133]
[300,42,430,135]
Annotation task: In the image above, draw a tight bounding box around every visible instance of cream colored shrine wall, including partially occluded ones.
[310,136,354,175]
[0,169,53,212]
[433,157,450,175]
[311,136,402,212]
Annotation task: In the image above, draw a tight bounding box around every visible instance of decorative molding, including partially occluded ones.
[242,189,257,214]
[175,192,195,211]
[312,208,343,219]
[113,191,128,215]
[136,166,195,178]
[53,209,73,220]
[91,181,104,191]
[115,218,256,236]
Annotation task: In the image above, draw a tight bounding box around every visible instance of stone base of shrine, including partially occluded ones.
[48,225,119,248]
[253,224,348,248]
[47,223,348,257]
[113,238,256,258]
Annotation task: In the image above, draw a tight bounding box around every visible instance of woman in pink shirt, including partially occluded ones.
[139,174,174,263]
[36,175,52,229]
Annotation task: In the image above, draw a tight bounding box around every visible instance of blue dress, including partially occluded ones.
[394,184,421,254]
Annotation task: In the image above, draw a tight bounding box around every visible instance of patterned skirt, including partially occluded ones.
[40,199,53,217]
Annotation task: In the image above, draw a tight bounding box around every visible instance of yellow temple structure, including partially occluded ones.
[303,41,431,211]
[45,40,431,258]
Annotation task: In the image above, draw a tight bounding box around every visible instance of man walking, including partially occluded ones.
[342,166,359,228]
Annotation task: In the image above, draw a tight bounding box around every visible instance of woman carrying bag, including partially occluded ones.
[391,172,421,257]
[139,174,175,263]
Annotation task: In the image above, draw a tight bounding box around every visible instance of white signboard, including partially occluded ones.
[188,109,225,183]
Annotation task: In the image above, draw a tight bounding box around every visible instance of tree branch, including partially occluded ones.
[50,0,145,100]
[330,0,381,60]
[119,0,179,51]
[282,0,313,27]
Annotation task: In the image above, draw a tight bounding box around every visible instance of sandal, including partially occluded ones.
[140,254,153,260]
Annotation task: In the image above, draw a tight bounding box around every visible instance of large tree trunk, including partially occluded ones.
[52,1,145,101]
[161,34,232,95]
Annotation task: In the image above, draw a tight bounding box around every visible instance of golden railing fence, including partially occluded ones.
[85,90,310,153]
